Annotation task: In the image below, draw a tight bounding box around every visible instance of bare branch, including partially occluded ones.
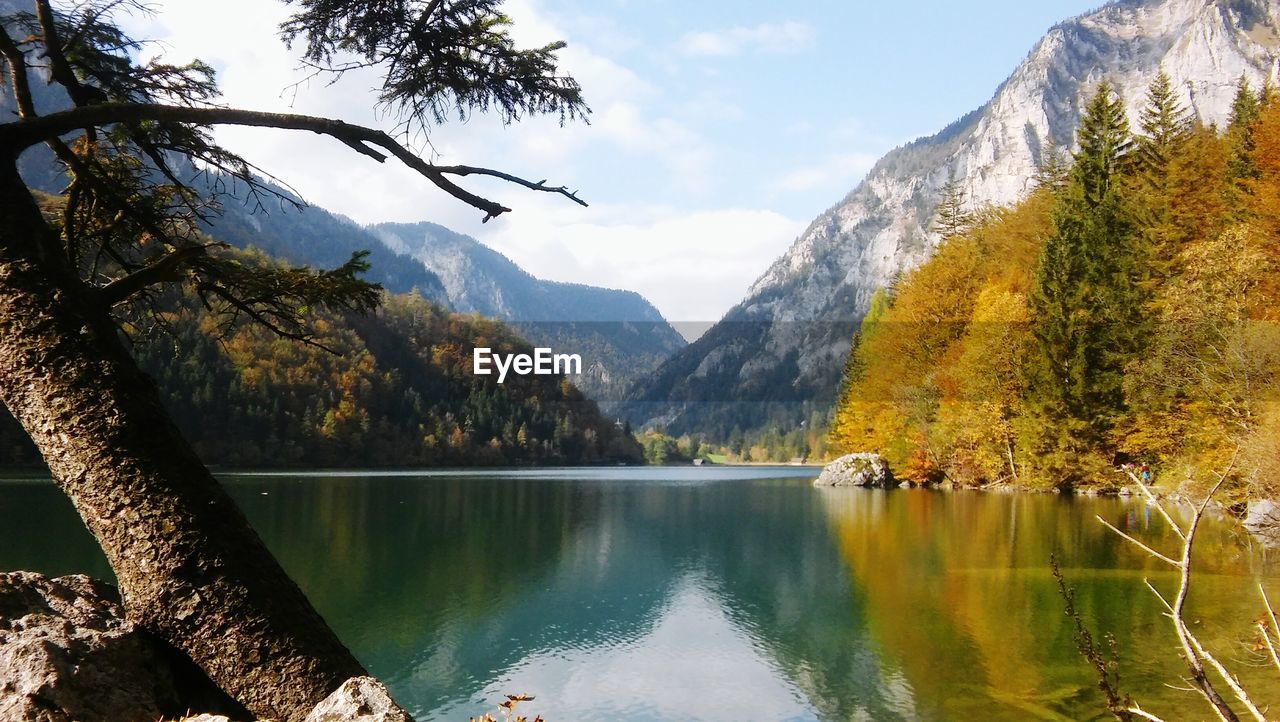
[1097,515,1181,566]
[1261,583,1280,672]
[1124,705,1167,722]
[0,28,37,120]
[432,164,588,207]
[1143,579,1174,613]
[1256,622,1280,674]
[0,103,588,220]
[1126,470,1185,540]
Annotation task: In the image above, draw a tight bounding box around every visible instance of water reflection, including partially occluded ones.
[0,470,1276,721]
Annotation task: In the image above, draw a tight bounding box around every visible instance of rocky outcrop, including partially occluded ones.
[0,572,223,722]
[0,572,411,722]
[814,453,894,488]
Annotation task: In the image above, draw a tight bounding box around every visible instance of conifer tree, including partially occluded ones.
[1133,71,1194,283]
[1034,144,1072,192]
[932,173,975,239]
[1135,71,1192,187]
[1025,82,1143,482]
[1227,75,1262,187]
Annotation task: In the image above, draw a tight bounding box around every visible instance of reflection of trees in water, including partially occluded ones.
[232,476,682,712]
[636,481,912,721]
[816,489,1279,721]
[8,477,1271,721]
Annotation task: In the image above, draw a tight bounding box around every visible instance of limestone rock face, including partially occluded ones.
[0,572,182,722]
[814,453,894,488]
[304,677,413,722]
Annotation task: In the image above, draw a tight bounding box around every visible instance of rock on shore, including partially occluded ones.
[0,571,411,722]
[0,571,216,722]
[814,453,894,488]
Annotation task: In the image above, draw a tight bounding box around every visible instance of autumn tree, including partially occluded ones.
[0,1,587,719]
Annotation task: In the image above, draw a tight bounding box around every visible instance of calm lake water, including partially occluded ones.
[2,466,1278,721]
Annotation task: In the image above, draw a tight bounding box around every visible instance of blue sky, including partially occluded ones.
[128,0,1100,327]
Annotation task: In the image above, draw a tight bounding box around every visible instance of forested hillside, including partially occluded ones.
[0,279,642,468]
[829,75,1280,494]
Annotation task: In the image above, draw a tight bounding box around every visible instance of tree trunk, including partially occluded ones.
[0,158,371,719]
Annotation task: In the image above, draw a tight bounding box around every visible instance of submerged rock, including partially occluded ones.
[814,453,894,488]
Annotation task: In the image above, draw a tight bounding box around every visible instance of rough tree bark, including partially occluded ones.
[0,154,369,719]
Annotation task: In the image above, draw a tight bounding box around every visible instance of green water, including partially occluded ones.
[1,467,1278,721]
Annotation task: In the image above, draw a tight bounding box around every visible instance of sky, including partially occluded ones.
[122,0,1100,327]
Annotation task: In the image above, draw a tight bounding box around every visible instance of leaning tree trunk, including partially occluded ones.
[0,160,371,719]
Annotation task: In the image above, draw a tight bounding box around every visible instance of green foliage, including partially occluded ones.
[279,0,588,129]
[639,408,829,465]
[932,174,976,239]
[1023,83,1146,484]
[1134,71,1193,185]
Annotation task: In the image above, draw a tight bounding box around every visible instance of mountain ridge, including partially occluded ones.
[371,221,687,402]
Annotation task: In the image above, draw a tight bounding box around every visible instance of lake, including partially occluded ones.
[1,466,1277,721]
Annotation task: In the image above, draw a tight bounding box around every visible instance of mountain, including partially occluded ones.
[371,221,687,401]
[201,194,449,304]
[626,0,1280,437]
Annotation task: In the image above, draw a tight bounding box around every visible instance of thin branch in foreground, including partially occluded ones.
[1052,555,1144,721]
[1099,449,1264,722]
[0,103,589,222]
[1096,515,1181,567]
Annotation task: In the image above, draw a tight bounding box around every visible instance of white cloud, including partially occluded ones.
[115,0,798,324]
[679,21,815,57]
[772,152,878,195]
[461,199,805,326]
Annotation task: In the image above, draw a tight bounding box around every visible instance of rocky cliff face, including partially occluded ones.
[627,0,1280,435]
[372,221,687,401]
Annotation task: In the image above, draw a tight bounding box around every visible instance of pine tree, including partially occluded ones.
[1034,144,1071,192]
[1073,81,1133,203]
[932,173,975,239]
[1024,82,1143,483]
[1227,75,1262,188]
[1133,71,1194,285]
[1135,71,1193,188]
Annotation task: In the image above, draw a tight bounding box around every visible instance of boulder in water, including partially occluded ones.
[814,453,894,488]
